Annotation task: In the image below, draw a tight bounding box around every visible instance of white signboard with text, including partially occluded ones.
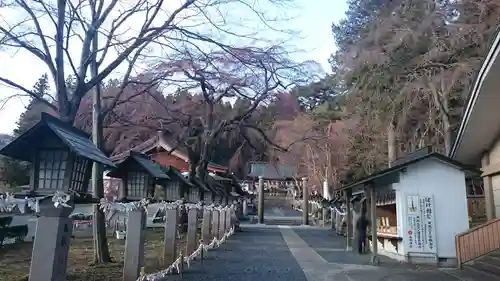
[405,195,437,254]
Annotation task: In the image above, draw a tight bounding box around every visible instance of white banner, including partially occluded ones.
[405,195,437,254]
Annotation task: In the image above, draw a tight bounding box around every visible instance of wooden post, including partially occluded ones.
[212,210,220,239]
[482,153,496,220]
[258,176,264,224]
[322,208,328,226]
[302,177,309,225]
[123,210,146,281]
[370,187,379,265]
[330,208,335,229]
[346,191,352,251]
[163,209,177,266]
[243,199,248,216]
[219,208,226,239]
[202,209,212,244]
[226,206,232,231]
[186,208,198,255]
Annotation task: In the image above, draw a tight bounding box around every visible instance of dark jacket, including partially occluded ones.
[356,217,370,233]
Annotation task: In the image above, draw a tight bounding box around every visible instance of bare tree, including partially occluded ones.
[273,114,349,190]
[154,46,319,181]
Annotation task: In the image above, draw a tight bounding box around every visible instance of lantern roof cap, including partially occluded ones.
[0,113,115,168]
[204,176,225,195]
[189,176,210,192]
[163,165,193,186]
[108,151,170,179]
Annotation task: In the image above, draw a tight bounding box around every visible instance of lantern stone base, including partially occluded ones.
[163,209,178,266]
[242,200,248,216]
[211,210,220,239]
[123,210,146,281]
[218,210,226,239]
[29,216,73,281]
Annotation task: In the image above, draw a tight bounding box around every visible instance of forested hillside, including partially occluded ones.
[5,0,500,193]
[274,0,500,190]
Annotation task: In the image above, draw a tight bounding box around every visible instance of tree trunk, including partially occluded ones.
[186,146,201,199]
[196,100,214,183]
[387,120,396,168]
[196,139,210,180]
[55,0,69,121]
[441,96,451,155]
[429,80,452,155]
[188,161,197,180]
[91,16,111,263]
[91,117,111,263]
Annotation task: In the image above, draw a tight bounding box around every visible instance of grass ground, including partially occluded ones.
[0,228,191,281]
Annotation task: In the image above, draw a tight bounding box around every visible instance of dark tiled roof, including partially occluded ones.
[211,174,232,182]
[131,153,169,179]
[0,113,114,167]
[205,176,225,195]
[47,121,115,167]
[190,177,210,192]
[110,132,228,171]
[110,136,158,162]
[343,150,480,191]
[163,165,192,186]
[108,152,169,179]
[247,162,297,179]
[232,182,245,195]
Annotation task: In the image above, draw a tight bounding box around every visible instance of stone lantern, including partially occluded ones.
[107,151,170,201]
[107,151,169,281]
[0,113,115,281]
[1,113,114,195]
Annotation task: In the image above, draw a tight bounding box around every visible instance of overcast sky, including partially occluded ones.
[0,0,348,135]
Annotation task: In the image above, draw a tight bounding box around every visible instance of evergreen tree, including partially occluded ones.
[13,73,50,136]
[3,74,51,188]
[1,157,30,188]
[65,75,77,97]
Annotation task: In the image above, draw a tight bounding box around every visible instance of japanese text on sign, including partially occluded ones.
[405,195,436,253]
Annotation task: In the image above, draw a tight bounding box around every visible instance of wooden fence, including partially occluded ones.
[456,218,500,267]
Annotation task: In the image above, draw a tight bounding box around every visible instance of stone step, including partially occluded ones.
[470,260,500,277]
[443,267,500,281]
[463,250,500,279]
[264,219,306,226]
[489,251,500,259]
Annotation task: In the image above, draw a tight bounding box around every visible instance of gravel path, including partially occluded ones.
[163,225,474,281]
[167,227,308,281]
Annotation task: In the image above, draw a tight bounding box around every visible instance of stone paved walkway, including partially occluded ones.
[167,227,308,281]
[166,225,473,281]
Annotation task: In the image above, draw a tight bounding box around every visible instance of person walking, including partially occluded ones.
[356,216,370,254]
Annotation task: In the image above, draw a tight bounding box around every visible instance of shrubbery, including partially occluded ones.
[69,213,92,221]
[0,216,28,245]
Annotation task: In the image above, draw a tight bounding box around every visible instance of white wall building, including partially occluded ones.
[345,147,474,266]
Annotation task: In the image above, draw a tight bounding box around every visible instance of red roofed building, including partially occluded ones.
[110,131,227,174]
